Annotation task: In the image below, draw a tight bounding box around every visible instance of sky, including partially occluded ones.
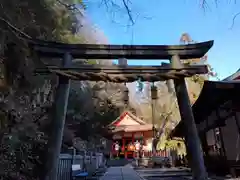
[84,0,240,79]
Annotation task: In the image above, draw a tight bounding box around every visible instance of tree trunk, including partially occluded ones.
[0,31,7,89]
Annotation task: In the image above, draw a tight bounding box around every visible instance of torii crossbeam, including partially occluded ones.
[27,38,213,180]
[35,64,209,82]
[28,39,213,59]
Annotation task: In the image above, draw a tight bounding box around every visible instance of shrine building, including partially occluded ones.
[171,68,240,177]
[107,111,156,158]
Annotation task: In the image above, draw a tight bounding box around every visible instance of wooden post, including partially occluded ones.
[44,52,72,180]
[132,133,134,158]
[199,133,209,157]
[122,138,126,158]
[171,55,207,180]
[234,112,240,135]
[216,110,227,158]
[151,85,157,155]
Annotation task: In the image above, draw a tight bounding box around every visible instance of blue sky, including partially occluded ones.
[85,0,240,79]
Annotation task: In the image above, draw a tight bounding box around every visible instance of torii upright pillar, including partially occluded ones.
[171,55,207,180]
[44,52,72,180]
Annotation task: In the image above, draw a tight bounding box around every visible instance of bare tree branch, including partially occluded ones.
[230,12,240,29]
[98,0,135,26]
[122,0,134,25]
[201,0,239,29]
[0,17,31,39]
[56,0,84,16]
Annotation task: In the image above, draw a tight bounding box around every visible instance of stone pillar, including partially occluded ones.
[171,55,207,180]
[44,53,71,180]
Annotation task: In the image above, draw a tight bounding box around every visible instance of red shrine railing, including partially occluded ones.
[111,147,171,158]
[111,142,172,158]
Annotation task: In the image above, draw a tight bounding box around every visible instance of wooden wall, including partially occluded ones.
[221,112,240,162]
[203,110,240,162]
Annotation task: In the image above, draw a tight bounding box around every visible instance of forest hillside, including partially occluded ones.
[0,1,127,179]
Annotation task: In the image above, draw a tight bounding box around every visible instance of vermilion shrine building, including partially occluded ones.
[107,111,155,158]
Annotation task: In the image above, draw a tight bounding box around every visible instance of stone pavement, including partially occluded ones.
[135,167,191,178]
[100,166,191,180]
[100,163,237,180]
[100,166,143,180]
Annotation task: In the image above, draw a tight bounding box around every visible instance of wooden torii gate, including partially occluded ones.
[27,39,214,180]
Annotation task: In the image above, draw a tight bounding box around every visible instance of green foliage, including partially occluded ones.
[0,131,48,180]
[66,80,125,143]
[0,0,89,179]
[165,140,186,155]
[191,75,205,86]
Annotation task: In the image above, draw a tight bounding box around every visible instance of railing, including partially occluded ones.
[111,149,171,157]
[138,149,187,168]
[57,154,72,180]
[57,151,105,180]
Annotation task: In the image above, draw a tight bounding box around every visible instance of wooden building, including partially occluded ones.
[171,69,240,176]
[107,111,156,158]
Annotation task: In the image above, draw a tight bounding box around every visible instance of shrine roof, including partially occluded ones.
[171,80,240,137]
[111,124,153,133]
[223,68,240,81]
[109,111,147,127]
[193,80,240,123]
[107,111,154,133]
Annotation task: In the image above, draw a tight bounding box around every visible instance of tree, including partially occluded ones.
[179,33,219,103]
[65,80,127,149]
[0,0,125,179]
[0,0,85,178]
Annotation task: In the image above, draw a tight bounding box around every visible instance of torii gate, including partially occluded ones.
[27,38,213,180]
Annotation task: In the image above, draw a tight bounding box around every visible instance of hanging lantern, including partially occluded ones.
[123,87,129,105]
[151,84,157,100]
[137,78,144,92]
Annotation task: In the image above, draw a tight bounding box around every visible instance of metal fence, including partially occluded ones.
[57,154,73,180]
[56,152,104,180]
